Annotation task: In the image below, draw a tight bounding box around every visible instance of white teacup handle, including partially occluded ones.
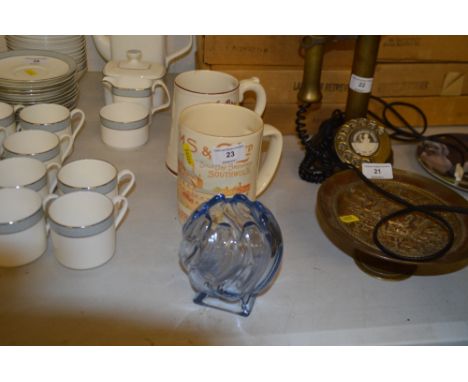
[46,162,61,194]
[43,193,59,235]
[70,109,86,140]
[13,104,24,113]
[13,105,25,132]
[150,80,171,114]
[256,124,283,196]
[239,77,267,116]
[59,133,75,163]
[112,195,128,229]
[117,169,136,197]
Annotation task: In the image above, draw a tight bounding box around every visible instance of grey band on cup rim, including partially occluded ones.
[57,177,117,196]
[2,145,60,162]
[48,212,114,238]
[0,207,43,235]
[100,115,149,131]
[0,113,15,127]
[20,117,70,133]
[112,87,152,98]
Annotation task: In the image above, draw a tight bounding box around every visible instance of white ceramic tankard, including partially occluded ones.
[177,103,283,222]
[166,70,267,174]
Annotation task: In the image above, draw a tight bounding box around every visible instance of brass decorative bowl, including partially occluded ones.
[316,169,468,280]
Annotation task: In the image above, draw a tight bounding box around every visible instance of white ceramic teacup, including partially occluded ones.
[0,188,48,267]
[55,159,135,198]
[0,157,59,199]
[44,191,128,270]
[2,129,74,167]
[166,69,267,174]
[17,103,85,140]
[102,76,171,114]
[100,102,151,150]
[0,101,22,155]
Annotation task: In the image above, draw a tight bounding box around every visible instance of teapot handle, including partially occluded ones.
[92,36,111,61]
[165,36,193,68]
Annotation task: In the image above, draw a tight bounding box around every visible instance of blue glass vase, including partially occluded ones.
[179,194,283,317]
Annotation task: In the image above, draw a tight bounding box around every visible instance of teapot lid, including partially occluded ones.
[103,49,166,79]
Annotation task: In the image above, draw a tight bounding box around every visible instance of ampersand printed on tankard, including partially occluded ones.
[201,146,212,160]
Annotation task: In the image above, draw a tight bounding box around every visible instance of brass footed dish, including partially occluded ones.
[316,169,468,280]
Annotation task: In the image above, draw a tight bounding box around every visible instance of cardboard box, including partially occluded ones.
[198,36,468,68]
[198,35,354,68]
[258,102,345,136]
[369,96,468,128]
[373,63,468,97]
[211,63,468,104]
[378,36,468,62]
[218,66,350,104]
[253,96,468,135]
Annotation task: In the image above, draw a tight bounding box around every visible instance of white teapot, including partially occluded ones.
[92,35,193,69]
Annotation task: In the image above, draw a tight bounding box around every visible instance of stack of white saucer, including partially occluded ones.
[0,49,79,109]
[6,35,87,80]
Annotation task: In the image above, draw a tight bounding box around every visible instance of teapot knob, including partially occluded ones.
[119,49,150,70]
[126,49,142,62]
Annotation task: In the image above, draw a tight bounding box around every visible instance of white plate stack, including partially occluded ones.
[0,50,79,109]
[5,35,87,80]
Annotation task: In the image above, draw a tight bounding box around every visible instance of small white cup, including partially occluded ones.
[0,102,22,155]
[55,159,135,198]
[100,102,151,150]
[17,103,85,140]
[44,191,128,270]
[0,157,59,199]
[2,129,74,167]
[102,76,171,114]
[0,188,47,267]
